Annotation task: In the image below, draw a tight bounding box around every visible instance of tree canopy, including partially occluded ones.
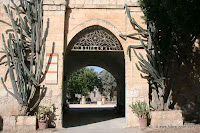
[134,0,200,110]
[139,0,200,66]
[67,67,102,96]
[99,70,117,101]
[139,0,200,37]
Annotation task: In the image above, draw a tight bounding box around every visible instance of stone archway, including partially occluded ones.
[0,0,149,129]
[62,25,125,126]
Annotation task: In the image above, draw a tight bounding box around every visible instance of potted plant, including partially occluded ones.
[102,96,106,105]
[129,101,149,128]
[81,96,86,104]
[35,105,52,130]
[97,98,102,105]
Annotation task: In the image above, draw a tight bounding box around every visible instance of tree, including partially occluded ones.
[67,67,102,96]
[99,70,117,101]
[122,1,200,110]
[139,0,200,66]
[138,0,200,110]
[0,0,49,115]
[121,4,173,110]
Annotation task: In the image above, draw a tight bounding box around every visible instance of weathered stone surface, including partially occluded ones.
[68,0,139,9]
[16,116,36,126]
[151,110,183,128]
[43,0,66,5]
[0,0,199,129]
[126,111,140,127]
[0,0,147,129]
[3,116,36,131]
[3,116,16,131]
[151,110,183,120]
[9,116,16,126]
[17,125,36,131]
[0,97,20,116]
[16,116,24,126]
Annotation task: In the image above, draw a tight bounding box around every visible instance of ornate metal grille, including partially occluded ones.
[71,30,123,51]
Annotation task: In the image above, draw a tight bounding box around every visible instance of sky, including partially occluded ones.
[87,66,104,73]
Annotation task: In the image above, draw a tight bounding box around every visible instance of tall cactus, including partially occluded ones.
[0,0,49,115]
[120,3,173,110]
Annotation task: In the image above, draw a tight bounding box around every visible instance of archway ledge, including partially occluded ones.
[67,19,124,46]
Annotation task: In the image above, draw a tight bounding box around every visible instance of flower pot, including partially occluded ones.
[38,120,47,130]
[102,96,106,105]
[97,98,102,105]
[139,118,147,128]
[81,96,86,104]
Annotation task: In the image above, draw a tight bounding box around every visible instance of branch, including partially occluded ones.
[127,45,143,55]
[1,77,17,99]
[29,85,46,112]
[120,32,147,38]
[0,20,12,27]
[124,3,147,33]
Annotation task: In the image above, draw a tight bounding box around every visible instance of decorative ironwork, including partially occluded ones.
[71,30,123,51]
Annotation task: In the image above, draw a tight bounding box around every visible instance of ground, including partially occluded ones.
[1,104,200,133]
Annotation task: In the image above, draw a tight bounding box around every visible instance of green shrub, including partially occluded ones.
[86,98,91,102]
[129,101,149,119]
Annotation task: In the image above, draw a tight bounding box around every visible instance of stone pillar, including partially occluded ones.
[41,0,66,129]
[125,5,149,127]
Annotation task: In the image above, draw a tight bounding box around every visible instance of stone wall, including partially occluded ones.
[151,110,183,128]
[0,0,149,128]
[0,0,66,128]
[41,0,66,128]
[68,0,139,8]
[3,116,36,131]
[64,0,148,127]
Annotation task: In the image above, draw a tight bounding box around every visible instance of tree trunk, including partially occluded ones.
[110,87,114,101]
[19,105,28,116]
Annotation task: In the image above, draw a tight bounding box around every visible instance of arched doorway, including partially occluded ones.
[62,25,125,127]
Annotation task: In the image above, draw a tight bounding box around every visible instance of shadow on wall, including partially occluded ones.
[0,115,2,131]
[171,39,200,123]
[48,104,57,128]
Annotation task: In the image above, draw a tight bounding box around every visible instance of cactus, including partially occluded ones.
[0,0,49,115]
[121,4,173,111]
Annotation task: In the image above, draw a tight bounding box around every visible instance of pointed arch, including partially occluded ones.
[66,19,125,50]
